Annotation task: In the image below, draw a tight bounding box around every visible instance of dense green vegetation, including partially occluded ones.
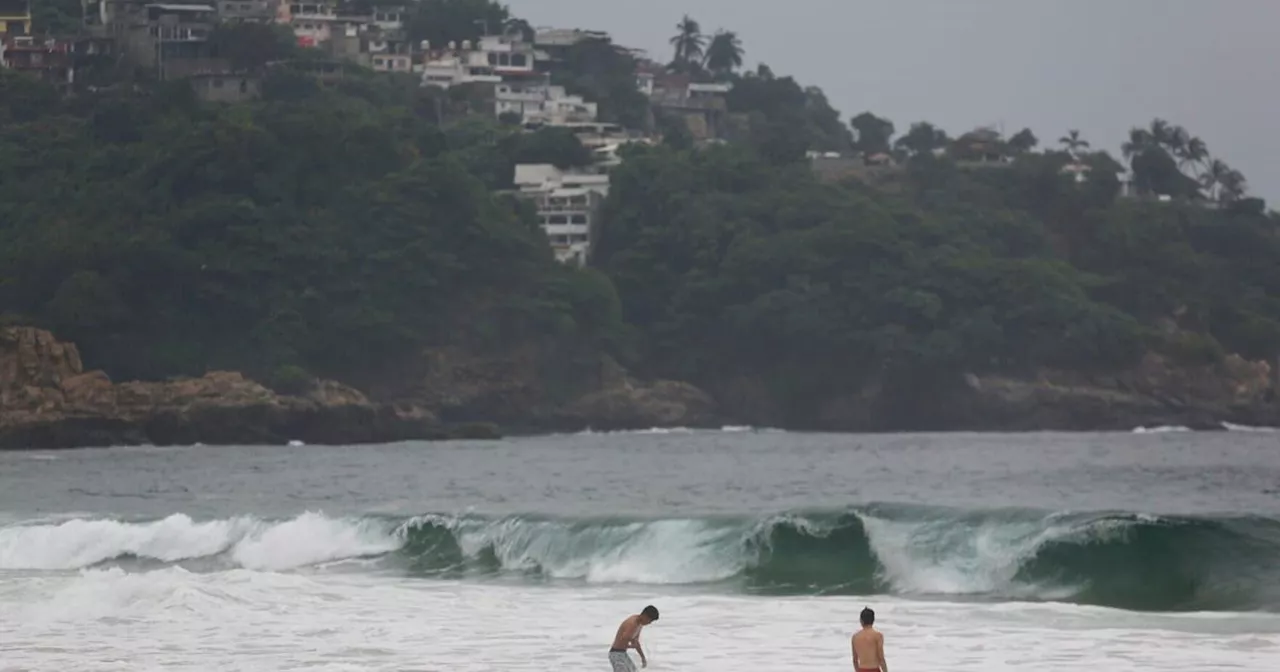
[0,63,624,394]
[2,1,1278,427]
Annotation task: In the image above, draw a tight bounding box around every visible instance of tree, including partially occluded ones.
[1008,128,1038,153]
[849,111,895,155]
[30,0,83,35]
[210,22,298,71]
[551,36,651,130]
[669,15,706,72]
[1201,159,1248,203]
[405,0,510,47]
[895,122,949,157]
[1121,127,1153,161]
[1177,136,1209,175]
[503,17,535,42]
[704,30,744,77]
[1058,129,1090,157]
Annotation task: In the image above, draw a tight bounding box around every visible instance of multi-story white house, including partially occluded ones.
[419,42,502,87]
[495,81,597,124]
[513,164,611,266]
[371,3,405,31]
[420,33,548,89]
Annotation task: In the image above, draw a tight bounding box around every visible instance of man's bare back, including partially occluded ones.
[852,607,887,672]
[608,605,658,672]
[611,614,646,651]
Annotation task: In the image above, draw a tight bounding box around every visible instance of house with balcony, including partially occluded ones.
[650,74,732,140]
[216,0,275,23]
[475,33,539,79]
[370,3,404,31]
[513,163,610,266]
[495,81,597,124]
[281,0,337,47]
[0,0,30,36]
[112,3,223,80]
[364,28,414,72]
[1,35,75,87]
[189,70,260,101]
[532,26,607,69]
[419,42,501,88]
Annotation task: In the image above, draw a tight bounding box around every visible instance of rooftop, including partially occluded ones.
[147,3,216,11]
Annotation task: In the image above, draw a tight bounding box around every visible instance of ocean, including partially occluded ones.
[2,428,1279,671]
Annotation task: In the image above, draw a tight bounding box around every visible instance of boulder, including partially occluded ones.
[0,327,440,449]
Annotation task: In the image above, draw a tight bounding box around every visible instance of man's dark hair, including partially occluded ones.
[860,606,875,626]
[642,605,659,621]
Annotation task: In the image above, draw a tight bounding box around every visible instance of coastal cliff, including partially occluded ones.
[4,325,1277,449]
[0,327,720,449]
[0,326,437,448]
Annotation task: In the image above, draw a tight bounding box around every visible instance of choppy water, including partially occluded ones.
[2,429,1280,670]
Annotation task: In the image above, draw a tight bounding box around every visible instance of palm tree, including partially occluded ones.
[703,30,743,76]
[1220,169,1247,202]
[1177,136,1209,175]
[1200,159,1232,200]
[1121,127,1153,160]
[669,15,706,71]
[1058,129,1090,157]
[1148,118,1174,148]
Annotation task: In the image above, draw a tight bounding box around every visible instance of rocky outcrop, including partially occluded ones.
[557,379,720,431]
[744,351,1279,432]
[0,327,439,449]
[384,346,722,432]
[0,327,723,449]
[954,353,1279,431]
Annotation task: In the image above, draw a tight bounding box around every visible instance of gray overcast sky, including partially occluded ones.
[515,0,1279,202]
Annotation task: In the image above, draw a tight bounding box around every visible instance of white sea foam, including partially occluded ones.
[1222,421,1278,433]
[0,512,398,572]
[1,568,1277,671]
[1131,425,1193,434]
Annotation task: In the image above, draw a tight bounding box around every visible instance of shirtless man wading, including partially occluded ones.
[608,605,658,671]
[852,606,888,672]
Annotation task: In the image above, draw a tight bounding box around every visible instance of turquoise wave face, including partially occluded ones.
[5,505,1280,612]
[389,505,1280,611]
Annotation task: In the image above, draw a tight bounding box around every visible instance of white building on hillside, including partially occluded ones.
[420,34,547,88]
[495,81,597,124]
[514,164,610,266]
[419,41,501,87]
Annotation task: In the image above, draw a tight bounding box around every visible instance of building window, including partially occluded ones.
[570,215,587,225]
[548,215,568,225]
[487,52,497,65]
[374,58,385,66]
[511,53,527,67]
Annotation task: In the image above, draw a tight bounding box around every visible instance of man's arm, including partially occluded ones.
[876,632,887,672]
[629,633,647,667]
[851,635,859,670]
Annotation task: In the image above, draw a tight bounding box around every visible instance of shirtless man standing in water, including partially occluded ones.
[608,605,658,671]
[852,606,888,672]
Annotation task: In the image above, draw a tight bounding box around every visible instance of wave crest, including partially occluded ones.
[4,506,1279,611]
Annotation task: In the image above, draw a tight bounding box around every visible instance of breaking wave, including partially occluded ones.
[3,505,1279,612]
